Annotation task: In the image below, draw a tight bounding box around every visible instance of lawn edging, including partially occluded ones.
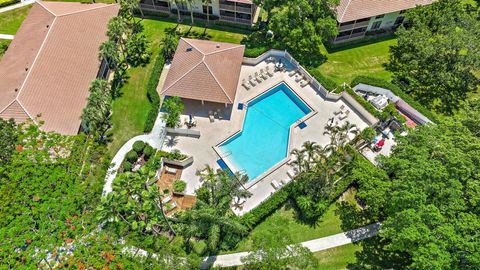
[144,53,165,132]
[351,76,439,123]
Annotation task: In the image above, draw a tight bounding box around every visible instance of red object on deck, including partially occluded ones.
[376,139,385,147]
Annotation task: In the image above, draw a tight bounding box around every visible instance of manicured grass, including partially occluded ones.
[0,5,31,35]
[230,202,344,253]
[316,38,396,85]
[0,39,10,60]
[314,243,362,269]
[108,18,246,155]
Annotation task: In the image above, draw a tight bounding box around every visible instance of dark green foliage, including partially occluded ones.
[132,140,145,153]
[345,87,382,119]
[387,0,480,113]
[81,79,112,141]
[0,0,19,8]
[155,150,187,161]
[123,160,133,172]
[126,149,138,162]
[172,180,187,193]
[307,68,339,91]
[161,96,184,128]
[0,118,18,166]
[144,52,165,132]
[241,185,291,229]
[160,31,179,61]
[125,32,150,67]
[351,75,439,123]
[143,144,155,159]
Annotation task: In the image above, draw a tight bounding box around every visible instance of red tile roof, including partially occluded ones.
[336,0,434,23]
[161,38,245,104]
[0,1,119,135]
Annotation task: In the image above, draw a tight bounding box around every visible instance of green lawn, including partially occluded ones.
[315,243,362,269]
[316,37,396,85]
[0,5,31,35]
[108,17,246,155]
[0,39,10,60]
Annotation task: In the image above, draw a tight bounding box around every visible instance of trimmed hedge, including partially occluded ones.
[0,0,20,8]
[122,161,132,172]
[144,52,165,132]
[143,144,155,159]
[351,76,439,123]
[241,184,291,229]
[307,68,339,92]
[345,86,382,119]
[126,150,138,163]
[132,141,145,153]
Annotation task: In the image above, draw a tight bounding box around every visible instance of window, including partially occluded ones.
[371,21,382,30]
[339,21,355,27]
[337,30,351,37]
[375,14,384,19]
[202,5,213,14]
[156,0,168,7]
[394,16,405,25]
[352,26,367,34]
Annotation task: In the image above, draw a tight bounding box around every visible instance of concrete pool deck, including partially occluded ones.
[162,59,371,215]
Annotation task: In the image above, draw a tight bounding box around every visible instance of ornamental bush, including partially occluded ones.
[132,141,145,153]
[143,144,155,160]
[172,180,187,193]
[122,161,132,172]
[144,53,165,132]
[126,150,138,163]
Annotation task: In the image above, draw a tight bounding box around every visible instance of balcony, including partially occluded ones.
[354,20,370,28]
[219,15,251,25]
[140,3,170,12]
[339,22,355,31]
[219,3,252,14]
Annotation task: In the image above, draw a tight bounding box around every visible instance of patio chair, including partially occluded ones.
[287,168,297,179]
[295,74,303,82]
[271,180,282,190]
[333,110,343,116]
[208,111,215,123]
[288,69,298,77]
[300,79,310,88]
[265,65,274,77]
[242,79,250,90]
[162,195,172,204]
[248,75,257,86]
[339,110,350,120]
[340,104,345,111]
[260,69,268,80]
[254,72,263,83]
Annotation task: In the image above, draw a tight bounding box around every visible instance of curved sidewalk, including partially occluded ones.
[200,222,381,269]
[102,113,166,195]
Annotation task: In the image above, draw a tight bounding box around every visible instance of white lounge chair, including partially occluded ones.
[295,75,303,82]
[248,75,257,86]
[254,72,263,83]
[287,169,297,179]
[339,110,350,120]
[260,69,268,80]
[288,69,298,77]
[300,79,310,87]
[265,66,274,77]
[165,166,177,174]
[242,79,250,90]
[271,180,282,190]
[162,195,172,204]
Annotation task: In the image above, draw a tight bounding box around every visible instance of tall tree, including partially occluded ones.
[0,118,19,166]
[81,79,112,141]
[388,0,480,113]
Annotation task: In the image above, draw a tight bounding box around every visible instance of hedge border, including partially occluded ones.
[143,53,165,132]
[0,0,20,8]
[350,76,439,123]
[307,68,339,92]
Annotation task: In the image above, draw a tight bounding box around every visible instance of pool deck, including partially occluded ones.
[162,60,370,215]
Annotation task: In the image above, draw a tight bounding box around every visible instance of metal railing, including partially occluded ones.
[219,15,251,25]
[219,3,251,14]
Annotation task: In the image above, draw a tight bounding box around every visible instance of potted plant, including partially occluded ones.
[172,179,187,195]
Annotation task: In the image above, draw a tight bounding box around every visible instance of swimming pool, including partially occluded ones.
[219,83,311,182]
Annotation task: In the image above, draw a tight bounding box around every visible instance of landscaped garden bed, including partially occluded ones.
[121,140,156,172]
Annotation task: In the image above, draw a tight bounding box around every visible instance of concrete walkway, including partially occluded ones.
[102,112,166,195]
[200,222,381,269]
[0,0,35,14]
[0,34,14,39]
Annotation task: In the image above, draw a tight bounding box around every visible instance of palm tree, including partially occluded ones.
[99,40,120,71]
[185,0,195,25]
[202,0,211,25]
[290,148,306,173]
[171,0,182,22]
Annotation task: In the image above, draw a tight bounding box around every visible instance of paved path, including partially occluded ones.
[0,34,14,39]
[102,112,166,195]
[200,222,381,269]
[0,0,35,14]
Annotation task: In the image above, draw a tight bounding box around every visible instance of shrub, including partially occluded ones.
[241,184,291,229]
[192,240,207,256]
[144,52,165,132]
[173,180,187,193]
[132,141,145,153]
[350,76,439,123]
[161,96,184,128]
[122,161,132,172]
[126,150,138,163]
[0,0,19,8]
[169,149,186,161]
[143,144,155,160]
[344,87,383,119]
[307,68,339,92]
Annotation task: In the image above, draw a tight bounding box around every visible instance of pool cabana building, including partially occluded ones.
[161,38,245,116]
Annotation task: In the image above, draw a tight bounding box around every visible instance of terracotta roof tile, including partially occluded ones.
[0,1,119,135]
[336,0,434,23]
[161,38,245,104]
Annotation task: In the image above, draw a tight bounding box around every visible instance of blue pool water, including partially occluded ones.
[219,83,311,181]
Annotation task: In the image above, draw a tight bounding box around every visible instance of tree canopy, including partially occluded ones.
[388,0,480,113]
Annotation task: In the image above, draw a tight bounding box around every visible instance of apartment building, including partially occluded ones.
[334,0,434,43]
[140,0,257,26]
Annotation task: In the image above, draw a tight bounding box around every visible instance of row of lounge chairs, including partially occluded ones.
[271,167,299,190]
[242,65,275,90]
[333,104,350,120]
[208,109,224,122]
[288,69,311,88]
